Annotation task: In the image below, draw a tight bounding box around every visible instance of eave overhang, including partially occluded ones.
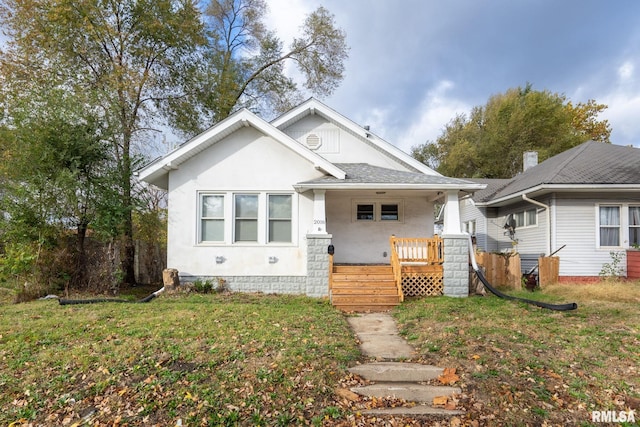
[475,184,640,207]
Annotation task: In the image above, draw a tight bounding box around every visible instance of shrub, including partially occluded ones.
[192,278,228,294]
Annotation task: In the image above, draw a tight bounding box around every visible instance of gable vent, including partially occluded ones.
[306,133,322,150]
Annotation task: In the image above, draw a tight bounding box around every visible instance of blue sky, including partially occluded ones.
[268,0,640,152]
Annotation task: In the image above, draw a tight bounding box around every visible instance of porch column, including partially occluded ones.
[441,190,469,297]
[306,189,330,297]
[306,234,332,297]
[441,234,469,297]
[442,190,462,234]
[311,189,327,234]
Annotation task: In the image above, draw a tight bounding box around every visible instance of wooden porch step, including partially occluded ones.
[332,295,400,304]
[332,273,394,281]
[330,265,400,312]
[331,286,398,296]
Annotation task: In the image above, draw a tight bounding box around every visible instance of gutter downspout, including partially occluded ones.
[522,193,551,255]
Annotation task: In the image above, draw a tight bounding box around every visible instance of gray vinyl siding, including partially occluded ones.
[498,200,549,274]
[459,197,488,248]
[554,193,630,277]
[465,191,637,277]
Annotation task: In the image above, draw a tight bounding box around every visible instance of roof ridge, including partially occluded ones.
[543,141,592,183]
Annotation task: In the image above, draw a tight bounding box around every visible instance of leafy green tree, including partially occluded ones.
[0,0,206,285]
[0,88,121,290]
[167,0,349,134]
[1,0,348,287]
[412,85,612,178]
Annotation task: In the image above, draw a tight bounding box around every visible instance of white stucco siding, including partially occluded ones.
[325,192,434,264]
[166,127,323,277]
[282,115,414,171]
[554,194,630,278]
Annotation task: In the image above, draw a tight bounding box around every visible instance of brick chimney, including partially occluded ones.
[523,151,538,172]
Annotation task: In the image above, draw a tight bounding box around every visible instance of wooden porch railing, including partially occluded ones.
[389,236,444,301]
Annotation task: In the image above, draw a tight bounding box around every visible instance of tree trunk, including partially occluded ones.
[74,220,89,290]
[121,160,137,287]
[119,131,137,287]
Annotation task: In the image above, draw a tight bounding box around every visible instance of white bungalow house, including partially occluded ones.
[138,99,484,308]
[460,141,640,282]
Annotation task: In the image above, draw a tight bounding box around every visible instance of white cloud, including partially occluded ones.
[595,59,640,147]
[618,61,634,82]
[393,81,471,153]
[264,0,311,43]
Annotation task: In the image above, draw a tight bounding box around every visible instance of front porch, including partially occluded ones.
[329,236,447,312]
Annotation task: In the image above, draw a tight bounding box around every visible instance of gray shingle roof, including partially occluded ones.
[464,178,512,203]
[297,163,476,186]
[476,141,640,202]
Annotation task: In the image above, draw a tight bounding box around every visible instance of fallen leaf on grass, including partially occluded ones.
[438,367,460,385]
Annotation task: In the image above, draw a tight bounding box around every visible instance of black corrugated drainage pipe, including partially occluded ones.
[59,287,165,306]
[468,235,577,311]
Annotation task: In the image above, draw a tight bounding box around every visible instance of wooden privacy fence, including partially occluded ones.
[475,252,521,289]
[389,236,444,297]
[538,256,559,286]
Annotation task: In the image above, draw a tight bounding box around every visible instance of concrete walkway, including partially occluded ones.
[345,312,464,417]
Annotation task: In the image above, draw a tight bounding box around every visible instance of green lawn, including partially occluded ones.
[1,282,639,426]
[394,281,640,426]
[0,293,361,426]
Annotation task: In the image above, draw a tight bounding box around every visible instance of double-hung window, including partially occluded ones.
[199,192,293,244]
[464,220,476,235]
[599,205,620,247]
[200,195,224,242]
[511,208,537,228]
[629,206,640,246]
[234,194,259,242]
[268,195,292,243]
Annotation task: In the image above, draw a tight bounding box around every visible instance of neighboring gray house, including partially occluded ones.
[460,141,640,281]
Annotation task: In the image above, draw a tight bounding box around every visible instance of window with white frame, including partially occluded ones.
[353,200,403,222]
[200,194,224,242]
[268,195,292,242]
[234,194,259,242]
[198,192,294,245]
[599,205,620,247]
[464,220,476,235]
[629,206,640,246]
[512,208,537,228]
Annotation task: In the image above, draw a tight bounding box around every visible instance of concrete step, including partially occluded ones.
[349,362,443,382]
[360,405,464,416]
[351,383,461,404]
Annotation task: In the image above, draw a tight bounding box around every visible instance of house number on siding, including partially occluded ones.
[313,220,326,224]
